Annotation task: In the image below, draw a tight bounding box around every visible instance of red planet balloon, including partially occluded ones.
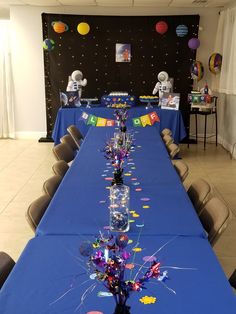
[156,21,168,35]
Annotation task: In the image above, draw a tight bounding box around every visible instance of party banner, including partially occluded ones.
[81,112,115,127]
[133,111,160,127]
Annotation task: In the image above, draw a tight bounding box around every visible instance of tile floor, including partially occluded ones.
[0,139,235,280]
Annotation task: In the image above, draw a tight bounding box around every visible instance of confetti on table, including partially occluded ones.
[137,145,142,148]
[106,163,110,165]
[135,188,142,192]
[133,213,140,218]
[143,205,150,209]
[128,239,133,244]
[142,256,157,262]
[125,263,135,269]
[104,170,109,172]
[105,186,111,190]
[133,182,140,186]
[124,173,131,176]
[139,296,157,305]
[131,167,136,170]
[87,312,104,314]
[129,219,135,223]
[103,226,110,230]
[97,291,113,297]
[131,177,137,181]
[129,210,136,214]
[90,273,97,280]
[140,198,150,201]
[99,200,106,204]
[136,223,144,228]
[101,174,107,177]
[132,247,142,252]
[105,177,113,181]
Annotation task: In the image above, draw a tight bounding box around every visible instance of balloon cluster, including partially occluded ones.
[103,140,130,172]
[114,109,128,131]
[80,233,168,307]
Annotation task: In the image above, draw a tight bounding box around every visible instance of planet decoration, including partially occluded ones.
[188,38,200,50]
[51,21,69,33]
[155,21,168,35]
[190,61,204,81]
[176,24,188,37]
[42,38,55,51]
[77,22,90,35]
[209,53,222,74]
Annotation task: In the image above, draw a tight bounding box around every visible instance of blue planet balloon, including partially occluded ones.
[43,38,55,51]
[176,24,188,37]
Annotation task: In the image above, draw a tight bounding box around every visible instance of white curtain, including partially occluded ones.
[212,8,236,95]
[0,20,15,138]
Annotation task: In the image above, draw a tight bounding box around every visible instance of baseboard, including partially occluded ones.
[15,131,47,139]
[218,135,236,159]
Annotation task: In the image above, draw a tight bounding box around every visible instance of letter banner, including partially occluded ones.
[96,117,107,127]
[87,114,98,126]
[132,117,142,127]
[140,114,152,127]
[106,119,115,126]
[132,111,160,127]
[81,111,89,122]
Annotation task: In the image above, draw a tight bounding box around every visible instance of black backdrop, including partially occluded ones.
[42,13,200,138]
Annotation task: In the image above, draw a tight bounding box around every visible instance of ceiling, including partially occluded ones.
[0,0,233,8]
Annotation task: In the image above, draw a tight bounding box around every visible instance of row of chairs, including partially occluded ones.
[26,125,84,231]
[0,125,85,288]
[161,128,180,159]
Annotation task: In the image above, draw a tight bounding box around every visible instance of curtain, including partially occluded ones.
[212,8,236,95]
[0,20,15,139]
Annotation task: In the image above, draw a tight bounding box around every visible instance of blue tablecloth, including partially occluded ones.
[37,127,204,237]
[0,235,235,314]
[52,107,186,145]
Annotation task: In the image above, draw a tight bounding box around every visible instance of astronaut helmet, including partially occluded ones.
[158,71,169,83]
[71,70,83,81]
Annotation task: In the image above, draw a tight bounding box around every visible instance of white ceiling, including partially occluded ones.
[0,0,233,8]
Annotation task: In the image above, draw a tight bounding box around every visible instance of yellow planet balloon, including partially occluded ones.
[77,22,90,35]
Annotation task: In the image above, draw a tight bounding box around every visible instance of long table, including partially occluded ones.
[0,126,235,314]
[37,127,205,237]
[0,235,235,314]
[52,107,186,144]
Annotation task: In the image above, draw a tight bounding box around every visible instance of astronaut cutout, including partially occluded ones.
[152,71,172,106]
[66,70,87,107]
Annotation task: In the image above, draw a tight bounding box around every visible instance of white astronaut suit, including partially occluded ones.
[66,70,87,107]
[152,71,172,104]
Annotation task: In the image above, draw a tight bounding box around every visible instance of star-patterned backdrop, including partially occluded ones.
[42,13,200,138]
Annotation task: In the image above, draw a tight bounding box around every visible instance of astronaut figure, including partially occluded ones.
[66,70,87,107]
[152,71,172,105]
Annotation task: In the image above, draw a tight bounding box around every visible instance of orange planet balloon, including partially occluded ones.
[52,21,69,33]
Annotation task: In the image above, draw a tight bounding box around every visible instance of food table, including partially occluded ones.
[37,127,204,237]
[52,107,186,145]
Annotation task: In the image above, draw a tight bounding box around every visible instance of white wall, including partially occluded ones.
[10,5,220,138]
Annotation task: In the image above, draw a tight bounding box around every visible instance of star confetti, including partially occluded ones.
[139,296,157,305]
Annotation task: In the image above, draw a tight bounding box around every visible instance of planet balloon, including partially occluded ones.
[42,38,55,51]
[209,53,222,74]
[190,61,204,81]
[176,24,188,37]
[155,21,168,35]
[188,38,200,50]
[77,22,90,35]
[51,21,69,33]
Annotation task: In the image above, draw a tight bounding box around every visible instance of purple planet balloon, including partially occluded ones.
[188,38,200,50]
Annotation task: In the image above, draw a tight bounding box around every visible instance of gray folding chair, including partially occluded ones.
[60,134,78,151]
[26,194,51,232]
[161,128,172,137]
[187,178,211,215]
[43,175,62,198]
[173,160,189,182]
[167,143,180,159]
[52,142,74,163]
[163,134,174,146]
[52,160,69,177]
[67,125,83,149]
[199,197,232,246]
[0,252,15,289]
